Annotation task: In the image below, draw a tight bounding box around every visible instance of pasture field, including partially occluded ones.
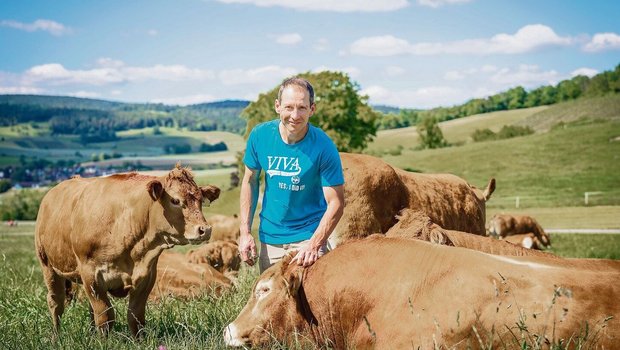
[1,224,619,349]
[381,120,620,208]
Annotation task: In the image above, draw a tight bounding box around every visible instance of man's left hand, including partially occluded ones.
[290,244,320,267]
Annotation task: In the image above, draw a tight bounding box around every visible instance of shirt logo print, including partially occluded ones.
[266,156,301,177]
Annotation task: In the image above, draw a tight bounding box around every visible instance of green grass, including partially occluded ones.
[487,206,620,230]
[0,224,617,349]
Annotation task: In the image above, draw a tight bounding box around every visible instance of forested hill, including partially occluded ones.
[0,95,250,134]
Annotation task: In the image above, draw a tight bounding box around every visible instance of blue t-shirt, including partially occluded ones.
[243,119,344,244]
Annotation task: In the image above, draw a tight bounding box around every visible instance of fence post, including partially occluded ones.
[585,192,589,206]
[515,196,520,208]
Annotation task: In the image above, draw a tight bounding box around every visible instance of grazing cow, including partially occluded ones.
[385,209,554,258]
[208,214,241,242]
[34,165,220,336]
[187,240,241,277]
[489,213,551,247]
[503,233,543,250]
[333,153,495,244]
[224,236,620,349]
[151,250,231,300]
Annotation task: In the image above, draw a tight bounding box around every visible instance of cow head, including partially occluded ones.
[224,253,308,347]
[146,164,220,245]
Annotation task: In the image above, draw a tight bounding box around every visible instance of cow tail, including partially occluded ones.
[483,178,496,201]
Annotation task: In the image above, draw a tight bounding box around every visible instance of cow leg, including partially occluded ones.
[127,270,157,337]
[81,275,114,335]
[41,266,66,333]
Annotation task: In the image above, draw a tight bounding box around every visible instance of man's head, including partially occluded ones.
[275,77,316,139]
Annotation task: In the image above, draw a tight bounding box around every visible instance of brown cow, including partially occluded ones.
[208,214,241,241]
[151,250,231,300]
[385,209,555,258]
[503,233,543,250]
[34,165,220,336]
[187,240,241,277]
[224,236,620,348]
[333,153,495,244]
[489,213,551,247]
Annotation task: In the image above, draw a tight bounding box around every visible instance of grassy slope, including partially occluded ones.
[382,120,620,208]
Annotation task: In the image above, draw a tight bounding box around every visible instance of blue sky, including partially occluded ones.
[1,0,619,108]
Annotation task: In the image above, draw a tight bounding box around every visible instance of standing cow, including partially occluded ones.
[225,236,620,348]
[35,165,220,336]
[332,153,495,244]
[489,213,551,248]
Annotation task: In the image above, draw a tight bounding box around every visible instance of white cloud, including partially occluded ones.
[582,32,620,52]
[275,33,302,45]
[0,86,43,94]
[0,19,71,36]
[348,24,572,56]
[147,29,159,36]
[218,65,298,86]
[360,84,466,108]
[444,70,465,80]
[214,0,409,12]
[23,59,215,86]
[312,66,360,78]
[151,94,217,106]
[385,66,406,77]
[349,35,413,56]
[571,67,598,78]
[489,64,560,87]
[417,0,471,8]
[68,91,101,98]
[313,38,330,51]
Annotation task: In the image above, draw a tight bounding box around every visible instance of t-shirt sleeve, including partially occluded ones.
[243,128,261,171]
[320,142,344,187]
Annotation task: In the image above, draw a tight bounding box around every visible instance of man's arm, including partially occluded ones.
[239,166,260,266]
[292,184,344,267]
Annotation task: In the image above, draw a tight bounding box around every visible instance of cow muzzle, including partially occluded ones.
[223,323,248,347]
[186,224,212,243]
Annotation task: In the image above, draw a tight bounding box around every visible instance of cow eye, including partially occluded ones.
[256,286,270,297]
[170,198,180,206]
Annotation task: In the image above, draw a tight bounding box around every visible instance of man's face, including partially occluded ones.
[275,85,315,136]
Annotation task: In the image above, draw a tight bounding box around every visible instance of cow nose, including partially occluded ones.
[196,225,212,238]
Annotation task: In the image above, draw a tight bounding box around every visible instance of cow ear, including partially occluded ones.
[201,185,221,206]
[281,252,303,297]
[147,180,164,201]
[429,226,453,246]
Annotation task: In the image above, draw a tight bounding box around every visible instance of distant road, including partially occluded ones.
[547,229,620,234]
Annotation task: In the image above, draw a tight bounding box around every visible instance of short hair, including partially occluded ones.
[278,77,315,106]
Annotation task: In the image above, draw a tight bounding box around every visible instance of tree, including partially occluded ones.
[241,71,379,152]
[417,116,448,149]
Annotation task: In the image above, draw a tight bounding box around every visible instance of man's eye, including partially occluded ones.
[171,198,180,205]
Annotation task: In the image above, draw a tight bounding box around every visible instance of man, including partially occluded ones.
[238,77,345,272]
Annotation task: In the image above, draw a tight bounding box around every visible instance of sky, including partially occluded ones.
[1,0,619,109]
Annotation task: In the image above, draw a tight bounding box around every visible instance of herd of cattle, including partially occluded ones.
[33,153,619,348]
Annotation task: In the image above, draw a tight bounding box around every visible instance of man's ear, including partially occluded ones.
[274,99,281,113]
[146,180,163,201]
[201,185,220,205]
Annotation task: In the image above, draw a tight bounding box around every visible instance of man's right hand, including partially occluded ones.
[238,232,257,266]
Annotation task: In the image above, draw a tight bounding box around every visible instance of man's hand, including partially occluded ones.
[291,243,320,267]
[238,233,257,266]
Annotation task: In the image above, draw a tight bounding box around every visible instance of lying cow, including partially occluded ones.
[503,233,543,250]
[187,239,241,277]
[489,213,551,247]
[208,214,240,241]
[333,153,495,245]
[151,250,232,300]
[385,209,554,258]
[224,236,620,348]
[35,165,220,336]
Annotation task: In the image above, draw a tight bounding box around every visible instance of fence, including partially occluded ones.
[487,190,620,209]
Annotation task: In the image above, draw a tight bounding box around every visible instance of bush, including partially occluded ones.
[0,179,12,193]
[0,188,48,220]
[472,125,534,142]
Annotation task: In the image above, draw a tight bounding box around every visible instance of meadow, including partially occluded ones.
[0,94,619,348]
